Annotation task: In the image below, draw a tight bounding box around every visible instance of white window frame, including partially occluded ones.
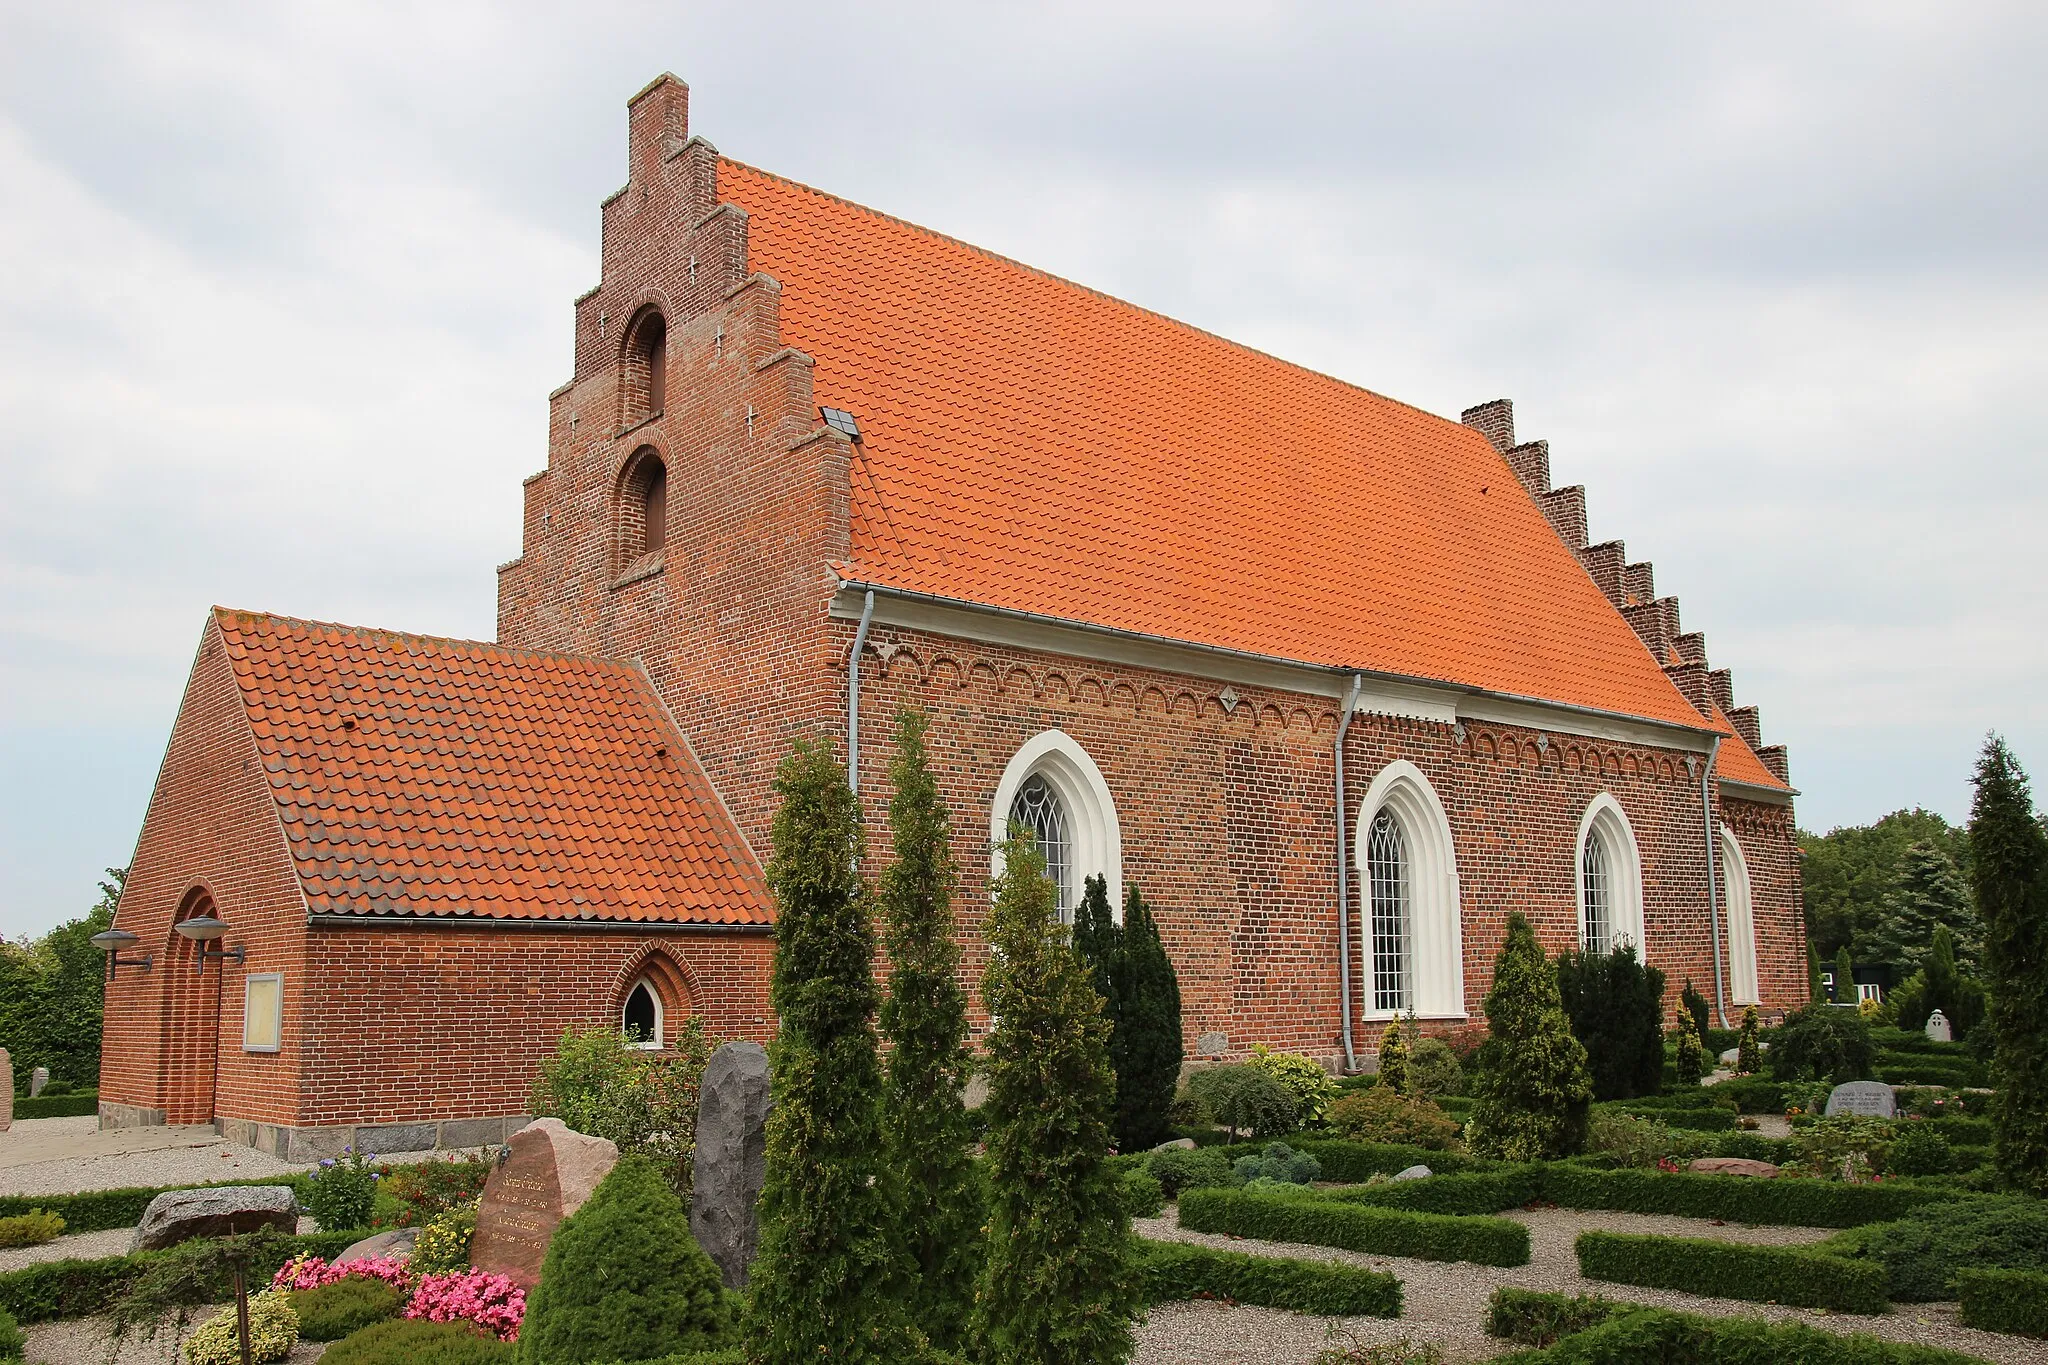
[1719,824,1760,1006]
[1575,793,1645,955]
[1353,760,1464,1020]
[242,973,283,1054]
[989,729,1123,921]
[621,976,664,1051]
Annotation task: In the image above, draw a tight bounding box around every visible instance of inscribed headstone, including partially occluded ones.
[690,1041,771,1290]
[29,1067,49,1098]
[1824,1081,1897,1119]
[1924,1009,1952,1043]
[470,1118,618,1290]
[0,1049,11,1130]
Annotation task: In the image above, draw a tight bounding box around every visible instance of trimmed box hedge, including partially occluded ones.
[1538,1163,1951,1228]
[1956,1267,2048,1338]
[1133,1238,1402,1316]
[1287,1138,1496,1180]
[1485,1287,1629,1346]
[1575,1230,1888,1313]
[1321,1168,1538,1216]
[1493,1298,1990,1363]
[11,1092,98,1121]
[1178,1186,1528,1266]
[0,1176,306,1234]
[0,1230,358,1325]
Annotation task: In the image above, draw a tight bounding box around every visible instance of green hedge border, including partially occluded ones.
[1134,1239,1401,1316]
[1956,1267,2048,1338]
[11,1093,99,1121]
[1489,1291,1990,1363]
[1575,1229,1888,1313]
[1177,1186,1528,1266]
[0,1230,359,1325]
[1320,1169,1540,1216]
[0,1177,306,1233]
[1538,1164,1951,1228]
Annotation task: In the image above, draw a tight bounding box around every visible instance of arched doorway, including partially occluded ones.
[160,888,223,1125]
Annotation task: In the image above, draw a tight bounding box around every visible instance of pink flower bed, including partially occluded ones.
[270,1254,415,1294]
[404,1269,526,1342]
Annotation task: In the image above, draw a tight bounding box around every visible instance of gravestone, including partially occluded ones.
[1391,1164,1432,1181]
[691,1041,771,1290]
[1924,1009,1952,1043]
[1824,1080,1897,1119]
[470,1118,618,1290]
[0,1048,11,1131]
[338,1226,420,1263]
[29,1067,49,1098]
[132,1185,299,1251]
[1689,1157,1780,1179]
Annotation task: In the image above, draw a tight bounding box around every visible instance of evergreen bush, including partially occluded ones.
[1184,1065,1298,1141]
[1230,1142,1321,1186]
[1116,1168,1165,1218]
[1555,943,1666,1101]
[1969,736,2048,1197]
[1768,1006,1876,1083]
[180,1289,300,1365]
[1483,1287,1626,1347]
[1834,946,1856,1005]
[1821,1196,2048,1301]
[1735,1005,1761,1075]
[1539,1164,1948,1228]
[0,1306,17,1362]
[288,1278,405,1341]
[747,739,908,1364]
[1245,1046,1339,1127]
[1323,1169,1539,1216]
[0,1212,62,1250]
[1407,1039,1464,1099]
[1111,886,1184,1152]
[1870,840,1982,976]
[1467,914,1592,1160]
[972,834,1141,1365]
[874,711,980,1348]
[1133,1240,1401,1317]
[1680,979,1712,1038]
[1375,1018,1409,1094]
[1672,1011,1706,1087]
[1325,1088,1461,1150]
[1886,1123,1953,1177]
[1144,1146,1233,1197]
[1956,1267,2048,1338]
[528,1020,714,1198]
[1808,942,1825,1005]
[1575,1230,1885,1312]
[322,1319,512,1365]
[1177,1188,1529,1266]
[517,1156,731,1364]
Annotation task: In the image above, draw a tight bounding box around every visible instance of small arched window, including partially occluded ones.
[617,447,667,571]
[640,459,667,554]
[622,309,668,427]
[1008,775,1071,917]
[1575,794,1644,955]
[1367,810,1409,1013]
[622,977,662,1049]
[1581,831,1612,954]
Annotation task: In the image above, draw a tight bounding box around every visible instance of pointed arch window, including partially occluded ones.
[1353,760,1464,1020]
[1008,775,1071,917]
[622,976,663,1050]
[1575,794,1644,956]
[1367,810,1409,1013]
[990,730,1122,926]
[1582,832,1613,954]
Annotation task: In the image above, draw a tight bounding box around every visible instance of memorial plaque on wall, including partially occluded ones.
[469,1119,618,1290]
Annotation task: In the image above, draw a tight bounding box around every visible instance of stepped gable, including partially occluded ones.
[212,609,771,923]
[718,161,1711,733]
[1460,401,1792,794]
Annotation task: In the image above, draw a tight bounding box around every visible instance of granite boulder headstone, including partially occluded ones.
[1391,1164,1433,1181]
[469,1118,618,1290]
[1924,1009,1952,1043]
[29,1067,49,1098]
[690,1041,771,1290]
[132,1185,300,1251]
[1824,1080,1897,1119]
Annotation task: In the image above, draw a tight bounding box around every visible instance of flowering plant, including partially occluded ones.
[271,1254,414,1294]
[301,1144,380,1232]
[405,1269,526,1342]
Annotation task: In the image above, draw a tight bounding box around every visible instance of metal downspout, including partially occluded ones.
[1335,674,1365,1072]
[1701,736,1729,1028]
[846,589,875,795]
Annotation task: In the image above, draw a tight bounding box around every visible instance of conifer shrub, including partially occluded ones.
[1144,1146,1233,1198]
[323,1319,511,1365]
[0,1212,62,1250]
[1245,1045,1339,1127]
[875,712,980,1349]
[1735,1005,1762,1074]
[1325,1088,1460,1151]
[1111,886,1184,1152]
[1680,979,1712,1038]
[1483,1287,1627,1347]
[971,834,1142,1365]
[1768,1005,1876,1084]
[1230,1142,1321,1187]
[181,1289,300,1365]
[517,1156,731,1364]
[1375,1019,1409,1094]
[1834,946,1856,1005]
[747,739,909,1364]
[1957,1267,2048,1337]
[1116,1168,1166,1218]
[1820,1197,2048,1301]
[1467,913,1593,1160]
[1407,1039,1465,1100]
[1808,941,1826,1005]
[289,1277,405,1340]
[1970,736,2048,1197]
[1555,943,1666,1101]
[1886,1122,1954,1177]
[0,1306,18,1362]
[1672,1011,1707,1087]
[1184,1065,1298,1142]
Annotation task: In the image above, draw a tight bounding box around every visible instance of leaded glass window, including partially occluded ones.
[1008,774,1071,918]
[1582,832,1610,955]
[1367,810,1409,1013]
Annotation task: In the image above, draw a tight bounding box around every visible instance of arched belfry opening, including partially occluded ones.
[621,308,668,428]
[616,446,668,574]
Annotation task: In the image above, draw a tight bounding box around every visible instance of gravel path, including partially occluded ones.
[23,1311,329,1365]
[0,1116,446,1198]
[0,1228,133,1274]
[1131,1205,2040,1364]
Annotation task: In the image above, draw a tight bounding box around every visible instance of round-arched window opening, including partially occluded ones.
[622,977,662,1049]
[1008,774,1072,917]
[621,309,669,427]
[639,458,667,555]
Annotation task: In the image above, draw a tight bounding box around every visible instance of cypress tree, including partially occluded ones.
[748,739,909,1364]
[972,834,1142,1365]
[1467,913,1594,1160]
[1920,923,1987,1035]
[1969,736,2048,1196]
[1071,874,1121,1013]
[1680,979,1712,1038]
[1110,885,1182,1153]
[1736,1005,1762,1075]
[1673,1009,1707,1086]
[875,712,979,1349]
[1556,943,1666,1101]
[1833,946,1856,1006]
[1376,1017,1409,1094]
[1808,941,1825,1005]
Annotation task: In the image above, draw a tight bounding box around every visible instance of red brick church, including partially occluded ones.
[99,75,1802,1157]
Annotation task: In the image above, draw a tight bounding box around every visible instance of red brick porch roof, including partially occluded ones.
[213,609,771,924]
[723,160,1714,733]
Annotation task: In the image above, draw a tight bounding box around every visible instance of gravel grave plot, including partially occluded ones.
[23,1310,329,1365]
[0,1227,133,1274]
[1132,1204,2041,1364]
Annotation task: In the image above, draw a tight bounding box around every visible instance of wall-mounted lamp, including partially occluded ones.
[174,915,245,974]
[90,928,153,978]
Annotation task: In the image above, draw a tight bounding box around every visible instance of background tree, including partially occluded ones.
[748,740,908,1364]
[1808,941,1825,1005]
[1375,1017,1408,1094]
[1869,840,1982,975]
[1467,914,1593,1160]
[1680,978,1712,1038]
[1969,736,2048,1196]
[972,834,1141,1365]
[1071,874,1120,1014]
[1800,808,1974,960]
[0,867,122,1089]
[1555,942,1666,1101]
[1110,886,1182,1152]
[1833,945,1856,1005]
[875,712,979,1349]
[1673,1009,1706,1086]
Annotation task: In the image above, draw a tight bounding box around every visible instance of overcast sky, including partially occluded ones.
[3,2,2043,938]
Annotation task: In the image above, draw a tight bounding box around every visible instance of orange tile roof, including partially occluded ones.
[722,160,1712,732]
[1711,707,1792,793]
[213,609,771,924]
